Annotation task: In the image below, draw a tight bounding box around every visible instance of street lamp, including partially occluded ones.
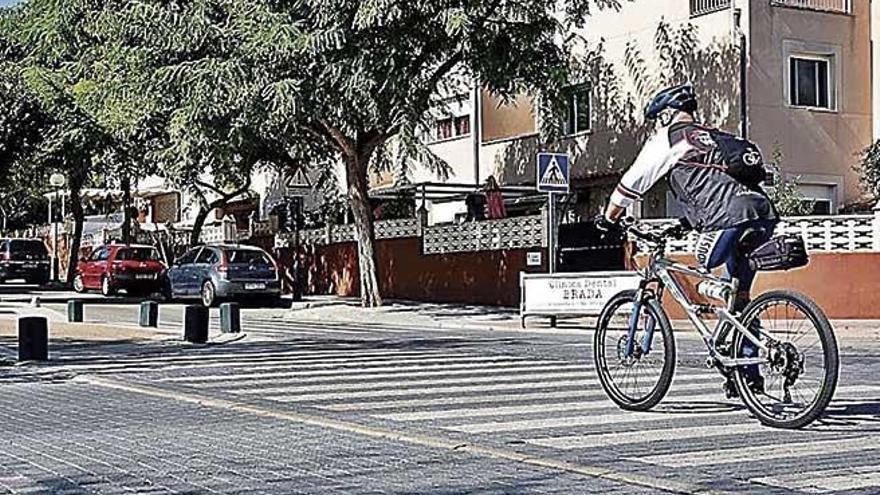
[49,173,66,282]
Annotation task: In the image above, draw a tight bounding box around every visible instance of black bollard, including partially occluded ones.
[139,301,159,327]
[67,300,84,323]
[219,302,240,334]
[18,316,48,361]
[184,305,209,344]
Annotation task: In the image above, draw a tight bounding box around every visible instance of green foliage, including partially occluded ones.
[766,144,815,217]
[855,139,880,202]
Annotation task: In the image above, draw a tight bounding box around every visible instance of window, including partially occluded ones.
[227,249,272,266]
[176,248,201,265]
[116,248,160,262]
[805,199,832,215]
[89,247,110,262]
[562,83,591,136]
[196,248,219,265]
[789,56,832,109]
[690,0,731,17]
[435,115,470,141]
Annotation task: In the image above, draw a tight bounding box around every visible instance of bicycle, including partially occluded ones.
[593,219,839,429]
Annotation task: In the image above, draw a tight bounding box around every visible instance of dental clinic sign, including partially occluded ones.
[520,272,641,318]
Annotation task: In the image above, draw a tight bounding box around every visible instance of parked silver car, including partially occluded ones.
[165,244,281,307]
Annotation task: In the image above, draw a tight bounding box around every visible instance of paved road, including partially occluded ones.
[1,294,879,494]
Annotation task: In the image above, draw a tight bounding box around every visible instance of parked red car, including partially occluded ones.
[73,244,167,297]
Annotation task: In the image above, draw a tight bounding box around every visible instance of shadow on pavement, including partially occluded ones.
[384,300,519,322]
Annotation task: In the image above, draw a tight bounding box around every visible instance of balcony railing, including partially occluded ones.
[690,0,731,17]
[771,0,852,14]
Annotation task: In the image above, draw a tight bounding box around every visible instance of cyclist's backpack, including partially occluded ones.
[748,234,809,271]
[680,125,767,189]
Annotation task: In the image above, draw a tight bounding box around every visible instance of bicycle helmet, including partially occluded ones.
[644,83,697,120]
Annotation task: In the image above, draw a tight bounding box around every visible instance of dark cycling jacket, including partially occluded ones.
[609,122,778,233]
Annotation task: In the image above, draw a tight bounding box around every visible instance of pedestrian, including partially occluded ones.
[484,175,507,220]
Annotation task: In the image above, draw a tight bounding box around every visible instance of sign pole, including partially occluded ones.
[548,191,555,274]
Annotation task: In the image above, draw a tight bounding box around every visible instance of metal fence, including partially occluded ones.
[771,0,851,13]
[690,0,731,17]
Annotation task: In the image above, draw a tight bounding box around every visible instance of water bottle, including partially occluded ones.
[698,280,731,303]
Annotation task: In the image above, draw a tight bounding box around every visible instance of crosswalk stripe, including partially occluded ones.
[320,380,737,412]
[164,362,583,384]
[55,353,512,373]
[633,436,880,468]
[751,464,880,493]
[375,386,736,422]
[224,370,603,393]
[323,389,608,412]
[447,410,744,434]
[527,423,769,450]
[263,373,722,402]
[59,348,450,365]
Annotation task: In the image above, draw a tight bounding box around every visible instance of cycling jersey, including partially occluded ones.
[610,122,778,232]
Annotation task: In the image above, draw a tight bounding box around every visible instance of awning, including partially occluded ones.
[370,182,542,204]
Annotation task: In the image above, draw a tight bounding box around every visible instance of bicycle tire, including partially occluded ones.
[734,289,838,429]
[594,289,676,411]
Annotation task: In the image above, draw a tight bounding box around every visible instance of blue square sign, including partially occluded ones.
[537,153,570,193]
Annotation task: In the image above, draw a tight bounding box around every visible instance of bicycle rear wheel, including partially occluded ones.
[733,290,838,429]
[594,290,676,411]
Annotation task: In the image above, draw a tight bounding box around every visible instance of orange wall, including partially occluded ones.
[662,253,880,319]
[299,237,548,307]
[297,241,880,319]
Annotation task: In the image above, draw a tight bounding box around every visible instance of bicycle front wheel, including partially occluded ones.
[594,290,676,411]
[734,290,839,429]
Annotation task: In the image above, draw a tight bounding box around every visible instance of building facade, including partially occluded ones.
[408,0,873,222]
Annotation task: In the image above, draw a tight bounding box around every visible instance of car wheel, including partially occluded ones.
[201,281,217,308]
[73,274,85,293]
[101,276,116,297]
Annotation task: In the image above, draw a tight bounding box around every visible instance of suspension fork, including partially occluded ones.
[624,282,659,358]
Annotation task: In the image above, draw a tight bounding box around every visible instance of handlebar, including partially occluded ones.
[619,217,687,246]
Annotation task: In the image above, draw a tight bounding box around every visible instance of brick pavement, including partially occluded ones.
[0,380,655,494]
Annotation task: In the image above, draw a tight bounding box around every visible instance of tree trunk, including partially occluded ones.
[344,154,382,308]
[65,183,85,287]
[121,171,131,244]
[190,206,211,246]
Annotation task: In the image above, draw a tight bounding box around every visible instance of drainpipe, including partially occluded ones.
[472,84,482,185]
[735,8,748,139]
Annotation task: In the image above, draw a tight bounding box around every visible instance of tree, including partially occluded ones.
[767,144,814,217]
[90,1,320,245]
[0,0,115,284]
[0,63,48,233]
[243,0,621,307]
[856,139,880,203]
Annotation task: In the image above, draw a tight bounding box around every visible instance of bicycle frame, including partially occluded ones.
[625,239,769,369]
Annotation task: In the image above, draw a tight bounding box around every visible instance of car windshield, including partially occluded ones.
[116,248,160,261]
[10,240,47,255]
[226,249,271,265]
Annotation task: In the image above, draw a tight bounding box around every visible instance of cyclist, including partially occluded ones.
[596,83,779,397]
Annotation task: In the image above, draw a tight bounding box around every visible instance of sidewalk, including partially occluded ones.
[285,297,880,339]
[285,297,595,334]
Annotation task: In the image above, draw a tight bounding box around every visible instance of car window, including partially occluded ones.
[10,240,47,255]
[196,248,218,264]
[177,248,201,265]
[117,248,160,262]
[0,241,7,252]
[89,247,108,262]
[226,249,272,265]
[97,248,111,261]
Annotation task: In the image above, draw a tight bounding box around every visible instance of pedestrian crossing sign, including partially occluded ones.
[536,153,570,193]
[285,167,312,195]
